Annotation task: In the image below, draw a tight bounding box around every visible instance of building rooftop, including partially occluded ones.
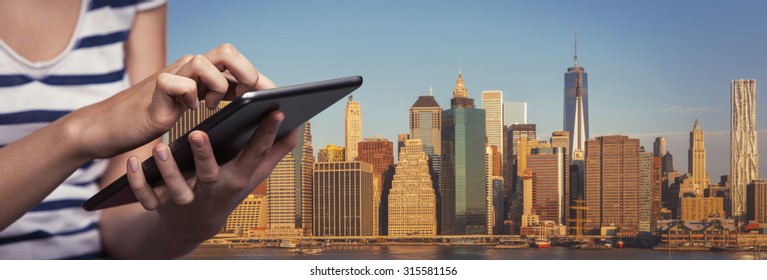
[411,95,441,108]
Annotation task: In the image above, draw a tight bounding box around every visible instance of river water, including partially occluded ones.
[182,245,766,260]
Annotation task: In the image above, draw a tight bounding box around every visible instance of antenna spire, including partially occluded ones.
[459,55,462,75]
[429,84,433,96]
[574,25,579,67]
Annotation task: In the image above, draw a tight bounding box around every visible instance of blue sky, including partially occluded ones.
[167,0,767,179]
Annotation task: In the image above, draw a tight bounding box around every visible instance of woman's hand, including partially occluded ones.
[125,113,298,244]
[68,43,275,160]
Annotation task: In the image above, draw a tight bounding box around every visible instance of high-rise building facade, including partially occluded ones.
[225,194,267,236]
[688,119,710,194]
[584,136,640,233]
[313,161,374,237]
[731,79,759,220]
[563,32,589,159]
[550,131,570,152]
[167,100,230,142]
[409,91,443,225]
[503,101,527,126]
[388,139,437,236]
[410,88,442,157]
[747,180,767,223]
[345,96,362,161]
[357,136,395,236]
[505,124,537,231]
[526,147,569,225]
[680,197,725,221]
[482,90,504,161]
[639,150,653,233]
[266,123,313,237]
[654,136,667,158]
[441,72,487,235]
[652,156,663,233]
[298,123,314,236]
[318,144,345,162]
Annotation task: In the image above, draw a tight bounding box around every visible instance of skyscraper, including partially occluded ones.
[747,179,767,223]
[526,147,569,225]
[313,161,374,237]
[299,123,315,236]
[265,122,313,237]
[357,136,395,236]
[167,100,230,142]
[639,149,653,233]
[731,79,759,220]
[504,124,537,233]
[563,29,589,159]
[441,71,487,235]
[345,96,362,161]
[584,136,641,233]
[409,89,443,217]
[388,139,437,236]
[652,156,663,233]
[482,90,504,161]
[654,136,667,158]
[688,118,710,195]
[503,101,527,126]
[410,86,442,157]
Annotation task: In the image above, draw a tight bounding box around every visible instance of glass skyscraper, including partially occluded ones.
[441,72,487,235]
[563,32,589,156]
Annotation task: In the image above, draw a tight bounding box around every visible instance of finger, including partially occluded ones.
[189,131,220,191]
[250,128,299,184]
[154,72,199,110]
[174,55,229,109]
[166,54,195,74]
[232,110,284,173]
[126,156,160,210]
[203,43,274,95]
[153,143,194,205]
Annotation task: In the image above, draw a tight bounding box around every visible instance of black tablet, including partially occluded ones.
[83,76,363,211]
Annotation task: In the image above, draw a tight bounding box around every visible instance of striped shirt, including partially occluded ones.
[0,0,166,259]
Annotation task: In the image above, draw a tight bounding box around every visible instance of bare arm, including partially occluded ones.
[101,44,291,259]
[0,114,94,230]
[0,46,241,232]
[100,4,166,186]
[99,5,180,258]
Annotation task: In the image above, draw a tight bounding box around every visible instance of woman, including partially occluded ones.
[0,0,294,259]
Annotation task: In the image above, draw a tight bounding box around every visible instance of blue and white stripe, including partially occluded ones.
[0,0,166,260]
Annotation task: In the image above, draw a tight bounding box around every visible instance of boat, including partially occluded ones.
[495,239,530,249]
[228,243,263,249]
[296,248,324,255]
[710,245,755,252]
[534,238,551,248]
[574,243,611,250]
[278,240,298,249]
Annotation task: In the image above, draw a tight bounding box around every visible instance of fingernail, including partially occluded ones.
[191,135,205,148]
[273,115,284,128]
[128,157,139,173]
[156,146,170,161]
[192,98,200,110]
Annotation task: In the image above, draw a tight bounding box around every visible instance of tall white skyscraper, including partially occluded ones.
[731,79,759,220]
[266,122,313,237]
[345,96,362,161]
[503,101,527,126]
[482,90,504,155]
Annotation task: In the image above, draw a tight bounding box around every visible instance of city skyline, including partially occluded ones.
[167,1,767,180]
